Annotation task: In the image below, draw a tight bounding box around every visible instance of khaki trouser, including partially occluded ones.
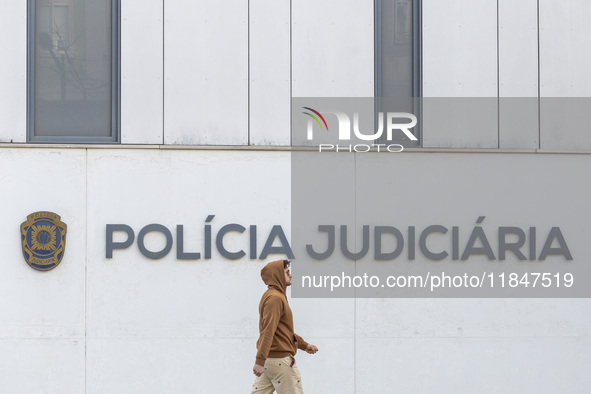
[251,355,304,394]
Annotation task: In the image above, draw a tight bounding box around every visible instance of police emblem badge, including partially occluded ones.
[20,212,67,271]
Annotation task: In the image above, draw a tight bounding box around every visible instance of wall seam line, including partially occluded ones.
[248,0,251,145]
[162,0,165,145]
[497,0,500,149]
[84,148,88,393]
[537,0,541,149]
[354,151,357,393]
[289,0,293,146]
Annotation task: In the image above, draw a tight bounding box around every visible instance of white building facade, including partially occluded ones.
[0,0,590,392]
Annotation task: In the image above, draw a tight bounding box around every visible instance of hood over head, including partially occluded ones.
[261,260,286,294]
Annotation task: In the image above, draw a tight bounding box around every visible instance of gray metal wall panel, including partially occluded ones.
[540,0,591,97]
[121,0,164,144]
[499,0,539,149]
[422,0,498,97]
[540,0,591,150]
[164,0,248,145]
[422,98,498,149]
[0,3,27,143]
[249,0,290,146]
[422,0,498,148]
[292,0,374,97]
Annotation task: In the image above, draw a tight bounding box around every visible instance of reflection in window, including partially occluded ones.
[377,0,418,98]
[394,0,412,45]
[30,0,118,141]
[376,0,421,146]
[37,4,71,51]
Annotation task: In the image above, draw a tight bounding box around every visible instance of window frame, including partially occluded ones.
[27,0,121,144]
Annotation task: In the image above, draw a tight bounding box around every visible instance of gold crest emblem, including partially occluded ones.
[21,212,67,271]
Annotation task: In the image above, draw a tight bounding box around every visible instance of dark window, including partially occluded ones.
[376,0,421,146]
[28,0,120,143]
[376,0,421,98]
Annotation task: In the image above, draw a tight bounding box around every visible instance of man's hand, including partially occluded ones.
[253,364,265,377]
[305,344,319,354]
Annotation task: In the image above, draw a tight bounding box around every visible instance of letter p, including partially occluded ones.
[106,224,135,258]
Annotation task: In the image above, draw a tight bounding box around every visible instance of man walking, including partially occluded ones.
[252,259,318,393]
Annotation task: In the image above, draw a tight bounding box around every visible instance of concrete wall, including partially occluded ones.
[0,149,589,393]
[1,1,591,392]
